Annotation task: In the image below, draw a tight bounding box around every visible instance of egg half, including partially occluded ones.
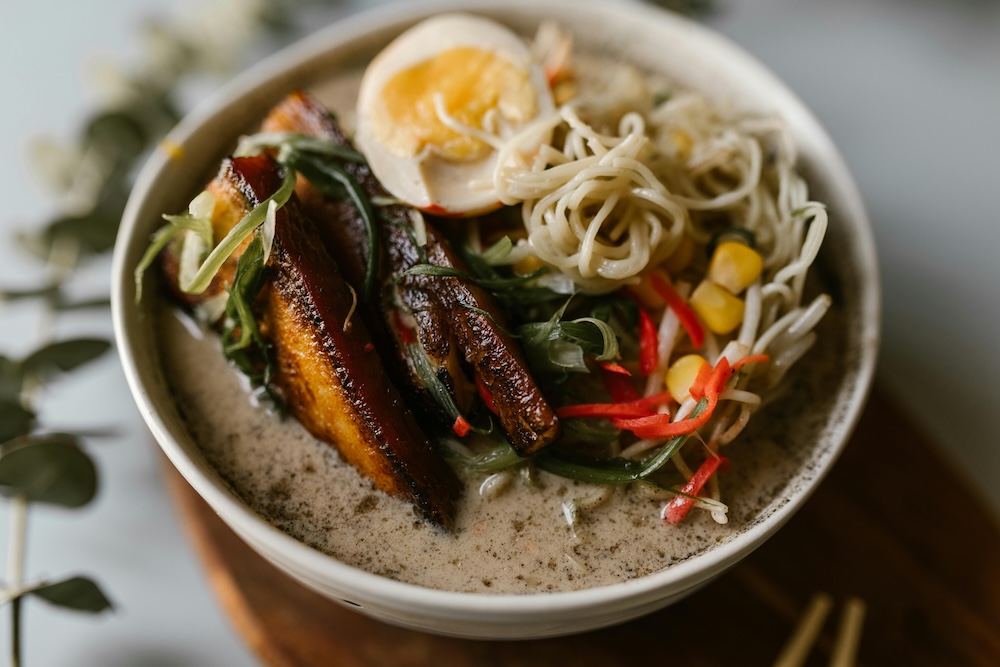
[355,14,554,216]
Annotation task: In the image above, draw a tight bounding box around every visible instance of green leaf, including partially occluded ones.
[446,442,524,473]
[0,434,98,508]
[29,576,113,613]
[0,355,22,402]
[178,168,295,295]
[0,285,110,311]
[518,299,620,373]
[54,296,112,311]
[21,338,111,380]
[399,264,547,292]
[234,132,365,164]
[0,401,34,444]
[39,213,121,256]
[0,283,61,304]
[84,110,148,163]
[288,151,379,298]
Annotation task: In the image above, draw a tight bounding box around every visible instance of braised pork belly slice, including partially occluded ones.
[160,154,460,528]
[261,91,560,455]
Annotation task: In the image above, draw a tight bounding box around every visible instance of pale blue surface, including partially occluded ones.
[1,0,998,664]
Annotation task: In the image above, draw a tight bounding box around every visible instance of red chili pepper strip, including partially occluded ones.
[598,361,631,376]
[452,415,472,437]
[557,391,673,420]
[600,365,639,403]
[637,306,659,376]
[611,358,734,439]
[662,454,728,525]
[732,354,771,372]
[649,273,704,349]
[475,374,498,415]
[688,360,714,401]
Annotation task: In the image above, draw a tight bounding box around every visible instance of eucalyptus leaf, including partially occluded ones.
[0,434,98,508]
[0,401,34,444]
[0,354,22,402]
[29,576,113,613]
[84,110,148,162]
[22,338,111,380]
[21,213,121,259]
[0,283,61,304]
[54,296,112,311]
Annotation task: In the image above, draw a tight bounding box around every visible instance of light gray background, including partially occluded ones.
[1,0,997,664]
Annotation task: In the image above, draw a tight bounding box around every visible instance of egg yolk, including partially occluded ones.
[373,46,537,162]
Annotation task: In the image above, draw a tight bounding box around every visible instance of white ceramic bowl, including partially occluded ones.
[112,0,879,640]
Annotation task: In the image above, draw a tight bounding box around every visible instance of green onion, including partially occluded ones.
[562,419,619,444]
[179,169,296,295]
[234,131,365,164]
[444,442,524,473]
[133,190,215,302]
[453,400,709,487]
[479,235,513,265]
[223,232,268,354]
[286,151,380,299]
[535,450,647,485]
[397,264,547,291]
[220,230,282,410]
[518,298,620,374]
[407,341,461,421]
[632,398,709,478]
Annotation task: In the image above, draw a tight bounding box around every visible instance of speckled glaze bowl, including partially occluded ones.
[112,0,879,640]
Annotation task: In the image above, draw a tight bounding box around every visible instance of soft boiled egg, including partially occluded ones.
[355,14,554,216]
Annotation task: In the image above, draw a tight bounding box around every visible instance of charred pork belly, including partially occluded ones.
[160,154,460,528]
[261,91,560,455]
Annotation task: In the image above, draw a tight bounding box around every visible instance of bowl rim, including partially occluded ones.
[112,0,880,618]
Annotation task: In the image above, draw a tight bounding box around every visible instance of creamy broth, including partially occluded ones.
[156,68,850,594]
[160,301,844,593]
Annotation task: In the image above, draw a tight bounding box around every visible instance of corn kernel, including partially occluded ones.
[690,280,745,334]
[708,241,763,294]
[628,268,670,310]
[666,354,708,403]
[663,234,695,275]
[514,253,545,276]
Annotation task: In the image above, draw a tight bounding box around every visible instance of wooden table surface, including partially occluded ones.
[165,390,1000,666]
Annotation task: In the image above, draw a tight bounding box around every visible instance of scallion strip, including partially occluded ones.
[407,342,461,421]
[134,224,181,303]
[134,190,215,302]
[445,443,524,473]
[234,131,365,163]
[179,169,296,295]
[398,264,547,291]
[479,236,514,265]
[287,152,379,298]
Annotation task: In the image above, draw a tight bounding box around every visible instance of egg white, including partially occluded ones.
[355,13,554,216]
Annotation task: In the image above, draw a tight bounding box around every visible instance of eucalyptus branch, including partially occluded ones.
[1,0,349,663]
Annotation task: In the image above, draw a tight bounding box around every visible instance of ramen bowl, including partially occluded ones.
[111,0,879,640]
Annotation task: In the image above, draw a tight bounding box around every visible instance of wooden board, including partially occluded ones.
[165,390,1000,666]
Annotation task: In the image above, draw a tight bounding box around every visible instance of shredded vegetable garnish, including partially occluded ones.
[142,20,835,535]
[222,230,283,409]
[661,453,727,525]
[284,150,381,298]
[181,169,296,295]
[133,190,215,302]
[649,273,704,349]
[234,131,365,164]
